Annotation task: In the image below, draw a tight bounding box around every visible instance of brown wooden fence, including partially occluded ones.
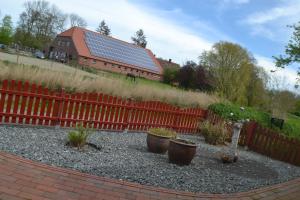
[0,80,207,133]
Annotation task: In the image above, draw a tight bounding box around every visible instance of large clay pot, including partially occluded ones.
[146,132,171,154]
[168,139,197,166]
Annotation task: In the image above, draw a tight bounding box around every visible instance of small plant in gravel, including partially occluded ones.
[148,128,177,138]
[199,120,229,145]
[68,123,92,149]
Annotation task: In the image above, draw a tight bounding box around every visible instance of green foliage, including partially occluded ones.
[68,123,92,149]
[131,29,147,48]
[208,103,270,126]
[200,41,268,106]
[293,100,300,117]
[0,15,13,45]
[209,103,300,139]
[96,20,111,36]
[149,128,177,138]
[200,120,229,145]
[163,66,179,84]
[274,22,300,81]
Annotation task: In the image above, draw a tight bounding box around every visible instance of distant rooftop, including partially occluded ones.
[58,27,162,74]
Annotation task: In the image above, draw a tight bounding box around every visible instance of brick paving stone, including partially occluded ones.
[0,152,300,200]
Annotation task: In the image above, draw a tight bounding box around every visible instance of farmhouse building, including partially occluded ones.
[49,27,163,80]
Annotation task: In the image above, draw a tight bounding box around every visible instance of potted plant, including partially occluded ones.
[147,128,176,154]
[168,138,197,166]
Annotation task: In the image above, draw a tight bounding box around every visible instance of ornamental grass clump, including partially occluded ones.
[200,120,230,145]
[68,123,92,149]
[148,128,177,138]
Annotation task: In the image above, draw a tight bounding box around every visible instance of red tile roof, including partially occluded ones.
[58,27,163,74]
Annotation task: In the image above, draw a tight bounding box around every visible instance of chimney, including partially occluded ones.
[168,59,172,63]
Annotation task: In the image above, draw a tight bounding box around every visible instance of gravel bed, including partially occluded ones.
[0,125,300,194]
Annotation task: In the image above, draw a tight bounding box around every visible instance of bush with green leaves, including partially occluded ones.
[68,123,92,149]
[200,120,230,145]
[149,128,177,138]
[208,103,270,126]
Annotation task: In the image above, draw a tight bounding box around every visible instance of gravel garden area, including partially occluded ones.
[1,125,300,194]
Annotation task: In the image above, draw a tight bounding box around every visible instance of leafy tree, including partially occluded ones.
[131,29,147,48]
[294,100,300,116]
[194,65,214,92]
[274,22,300,85]
[69,13,87,28]
[163,67,179,84]
[199,41,256,105]
[96,20,110,36]
[177,61,196,89]
[246,66,269,108]
[0,15,13,45]
[14,0,67,49]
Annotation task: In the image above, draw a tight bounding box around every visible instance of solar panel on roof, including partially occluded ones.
[84,31,159,72]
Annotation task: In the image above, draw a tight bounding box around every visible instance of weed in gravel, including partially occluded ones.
[68,123,93,149]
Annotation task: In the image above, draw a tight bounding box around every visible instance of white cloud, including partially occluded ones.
[241,0,300,40]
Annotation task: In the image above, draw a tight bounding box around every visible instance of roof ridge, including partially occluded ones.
[74,26,151,51]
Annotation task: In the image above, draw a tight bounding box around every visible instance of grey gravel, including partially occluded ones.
[0,125,300,194]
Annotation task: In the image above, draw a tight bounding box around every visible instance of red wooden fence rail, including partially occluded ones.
[0,80,207,133]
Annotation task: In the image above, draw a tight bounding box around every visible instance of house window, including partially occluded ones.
[92,59,96,64]
[83,57,87,62]
[66,42,70,47]
[104,62,107,66]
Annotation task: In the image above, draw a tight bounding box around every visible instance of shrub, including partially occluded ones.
[208,103,270,126]
[149,128,177,138]
[200,120,229,145]
[68,123,92,149]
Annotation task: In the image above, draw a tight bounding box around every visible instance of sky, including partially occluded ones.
[1,0,300,93]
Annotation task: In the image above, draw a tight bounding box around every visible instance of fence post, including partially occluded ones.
[246,121,257,148]
[55,88,65,128]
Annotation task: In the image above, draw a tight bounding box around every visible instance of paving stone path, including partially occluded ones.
[0,152,300,200]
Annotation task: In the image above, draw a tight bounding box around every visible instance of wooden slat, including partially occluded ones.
[66,94,75,127]
[99,94,108,130]
[4,80,15,123]
[93,94,103,129]
[60,94,69,127]
[11,81,22,124]
[18,81,30,124]
[38,88,49,126]
[32,85,43,125]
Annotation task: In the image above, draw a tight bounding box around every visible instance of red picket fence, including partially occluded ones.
[0,80,207,133]
[242,123,300,166]
[206,111,300,166]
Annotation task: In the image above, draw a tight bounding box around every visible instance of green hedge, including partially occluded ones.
[208,103,300,139]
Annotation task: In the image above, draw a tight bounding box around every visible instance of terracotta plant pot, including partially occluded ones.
[146,132,171,154]
[168,139,197,166]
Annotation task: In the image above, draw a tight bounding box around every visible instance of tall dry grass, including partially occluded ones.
[0,60,219,108]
